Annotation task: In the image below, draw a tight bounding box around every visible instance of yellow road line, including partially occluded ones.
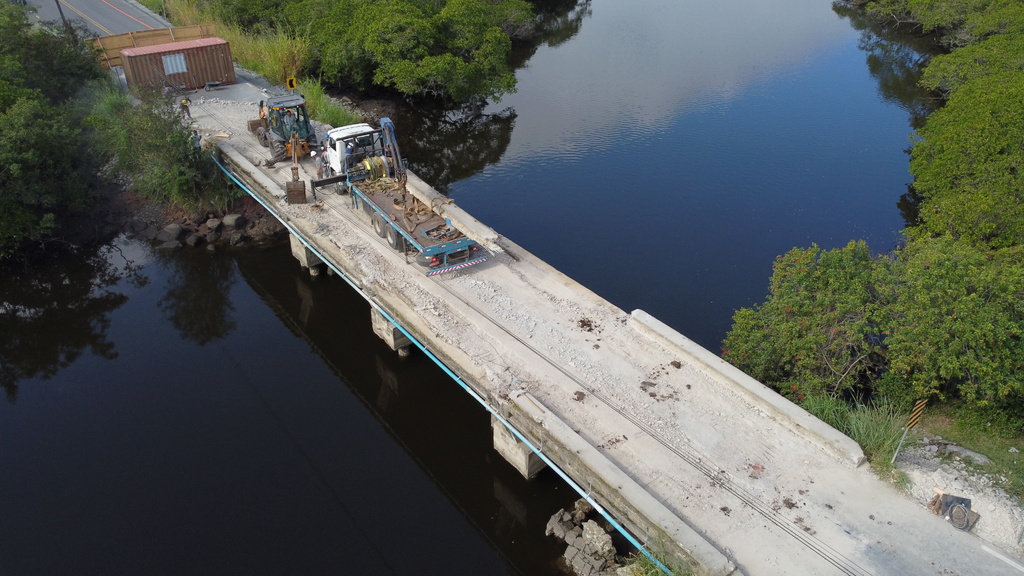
[100,0,154,30]
[59,0,113,36]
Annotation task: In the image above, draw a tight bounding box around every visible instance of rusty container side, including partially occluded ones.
[121,37,236,93]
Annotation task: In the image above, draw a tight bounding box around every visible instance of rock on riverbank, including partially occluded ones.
[124,195,286,250]
[546,499,630,576]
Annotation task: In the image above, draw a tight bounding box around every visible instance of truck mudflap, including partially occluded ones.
[425,256,489,276]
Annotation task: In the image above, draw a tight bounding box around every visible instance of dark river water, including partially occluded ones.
[1,1,936,574]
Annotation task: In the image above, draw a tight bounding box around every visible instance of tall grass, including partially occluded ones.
[846,400,907,465]
[802,394,850,432]
[803,394,908,476]
[152,0,357,128]
[297,79,361,129]
[617,541,694,576]
[224,29,312,86]
[162,0,312,85]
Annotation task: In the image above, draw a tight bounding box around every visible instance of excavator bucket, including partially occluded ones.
[284,131,307,204]
[285,180,306,204]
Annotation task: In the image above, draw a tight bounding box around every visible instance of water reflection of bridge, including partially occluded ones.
[233,248,572,574]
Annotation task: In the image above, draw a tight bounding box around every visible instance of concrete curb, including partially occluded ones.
[405,171,503,254]
[628,309,866,469]
[218,144,288,203]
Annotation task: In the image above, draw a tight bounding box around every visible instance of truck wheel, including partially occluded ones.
[386,225,405,251]
[372,213,388,237]
[256,127,270,147]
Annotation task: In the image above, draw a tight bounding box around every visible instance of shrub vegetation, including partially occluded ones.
[88,88,234,210]
[160,0,536,103]
[724,0,1024,459]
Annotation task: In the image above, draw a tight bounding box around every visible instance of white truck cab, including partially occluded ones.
[322,123,384,178]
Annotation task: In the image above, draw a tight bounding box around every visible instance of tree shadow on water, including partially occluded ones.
[833,2,941,130]
[0,246,143,402]
[156,251,237,346]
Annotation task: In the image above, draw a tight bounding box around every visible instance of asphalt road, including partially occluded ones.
[25,0,169,36]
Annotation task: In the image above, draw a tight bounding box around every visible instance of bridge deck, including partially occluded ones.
[197,88,1020,575]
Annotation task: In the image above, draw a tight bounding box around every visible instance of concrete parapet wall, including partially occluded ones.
[219,144,290,206]
[505,391,740,576]
[405,171,504,254]
[627,310,866,468]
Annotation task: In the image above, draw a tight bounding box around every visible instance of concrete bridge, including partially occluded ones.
[193,85,1020,576]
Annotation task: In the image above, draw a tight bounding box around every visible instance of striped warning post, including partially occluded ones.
[906,399,928,430]
[891,399,928,464]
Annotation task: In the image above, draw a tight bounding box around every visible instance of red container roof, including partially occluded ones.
[121,37,227,57]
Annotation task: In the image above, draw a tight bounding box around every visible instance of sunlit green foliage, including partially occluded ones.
[725,238,1024,432]
[296,79,361,128]
[165,0,534,103]
[311,0,529,101]
[302,0,531,102]
[910,70,1024,247]
[879,238,1024,406]
[727,0,1024,434]
[920,33,1024,95]
[868,0,1021,47]
[723,242,889,402]
[963,0,1024,37]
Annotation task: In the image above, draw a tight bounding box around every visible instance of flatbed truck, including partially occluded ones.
[318,118,490,276]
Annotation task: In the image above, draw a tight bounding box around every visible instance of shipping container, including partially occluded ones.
[121,37,235,92]
[94,25,219,69]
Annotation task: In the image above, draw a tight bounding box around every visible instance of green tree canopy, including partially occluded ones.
[726,0,1024,431]
[212,0,294,29]
[920,32,1024,96]
[879,237,1024,406]
[722,242,889,402]
[88,89,230,209]
[909,69,1024,247]
[0,3,103,260]
[305,0,533,102]
[0,99,92,256]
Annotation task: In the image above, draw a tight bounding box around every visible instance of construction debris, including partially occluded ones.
[930,488,981,532]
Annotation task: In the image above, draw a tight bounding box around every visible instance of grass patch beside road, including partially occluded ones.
[802,395,908,480]
[918,403,1024,503]
[803,395,1024,503]
[618,547,693,576]
[297,79,361,129]
[157,0,312,85]
[138,0,309,87]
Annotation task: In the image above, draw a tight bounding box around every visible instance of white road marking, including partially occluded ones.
[982,545,1024,573]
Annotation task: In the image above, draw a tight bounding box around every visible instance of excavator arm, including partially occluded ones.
[380,118,406,185]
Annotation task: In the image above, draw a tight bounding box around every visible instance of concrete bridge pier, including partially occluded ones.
[491,415,547,479]
[370,308,412,358]
[289,234,324,276]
